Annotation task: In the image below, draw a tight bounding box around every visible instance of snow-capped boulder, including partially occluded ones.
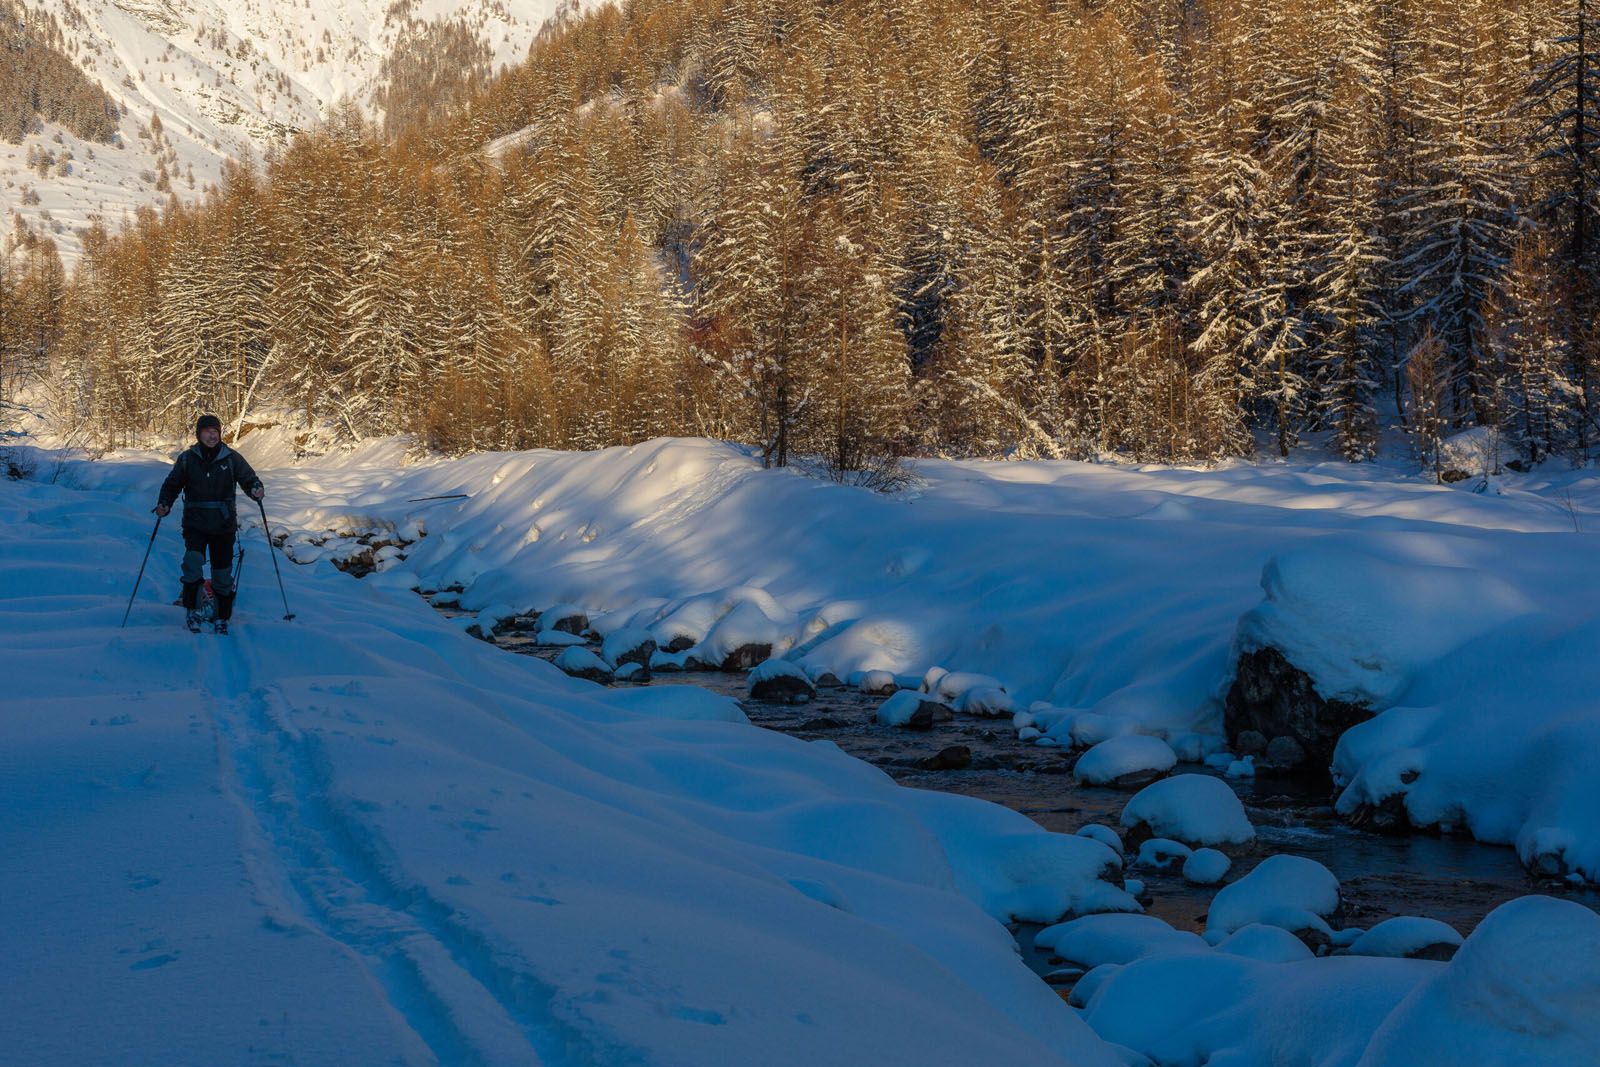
[1071,713,1139,749]
[1205,855,1342,950]
[1120,774,1255,849]
[601,626,657,669]
[1074,735,1178,789]
[958,686,1015,717]
[1226,646,1373,776]
[1035,913,1207,970]
[747,658,816,704]
[648,595,724,652]
[857,669,898,695]
[933,671,1003,705]
[1214,923,1315,963]
[698,596,795,671]
[1357,896,1600,1066]
[541,603,589,635]
[1075,823,1125,858]
[1228,548,1537,775]
[554,646,613,684]
[1135,838,1193,870]
[649,649,688,672]
[1182,848,1232,886]
[876,690,952,730]
[1346,917,1463,962]
[613,661,650,684]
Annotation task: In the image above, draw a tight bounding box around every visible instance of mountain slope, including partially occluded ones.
[2,0,577,260]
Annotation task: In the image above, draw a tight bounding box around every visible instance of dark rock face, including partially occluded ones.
[750,673,816,705]
[491,613,540,636]
[1263,735,1308,771]
[662,634,696,653]
[560,662,613,685]
[550,611,588,635]
[1225,646,1375,775]
[918,745,972,770]
[1105,767,1169,790]
[719,643,772,671]
[1343,791,1414,835]
[1236,730,1268,757]
[1406,941,1461,962]
[609,636,657,669]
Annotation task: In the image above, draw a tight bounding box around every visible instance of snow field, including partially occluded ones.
[1,469,1131,1065]
[13,432,1600,1062]
[156,433,1600,883]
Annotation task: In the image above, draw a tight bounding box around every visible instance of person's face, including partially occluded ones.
[199,426,221,447]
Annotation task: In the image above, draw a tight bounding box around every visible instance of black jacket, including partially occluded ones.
[157,442,264,534]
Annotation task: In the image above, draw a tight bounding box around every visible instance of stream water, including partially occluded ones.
[470,619,1598,976]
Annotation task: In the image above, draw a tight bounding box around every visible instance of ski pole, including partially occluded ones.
[232,544,246,599]
[257,498,295,621]
[121,511,162,628]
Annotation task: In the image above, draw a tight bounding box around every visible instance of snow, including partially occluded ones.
[10,433,1600,1058]
[857,669,898,694]
[1182,848,1232,886]
[0,468,1127,1066]
[1082,949,1435,1066]
[748,657,811,685]
[1346,917,1463,959]
[227,439,1600,885]
[8,0,574,262]
[1075,823,1125,858]
[1073,735,1178,786]
[1135,839,1193,870]
[599,625,655,666]
[1234,546,1536,708]
[1120,774,1255,847]
[958,685,1015,716]
[1215,924,1316,963]
[933,671,1004,705]
[876,689,934,727]
[554,644,610,679]
[1205,855,1342,942]
[696,592,797,668]
[1034,914,1207,968]
[1357,896,1600,1065]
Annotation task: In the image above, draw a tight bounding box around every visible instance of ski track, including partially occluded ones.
[201,632,606,1067]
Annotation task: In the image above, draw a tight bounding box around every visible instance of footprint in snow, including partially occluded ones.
[129,953,180,971]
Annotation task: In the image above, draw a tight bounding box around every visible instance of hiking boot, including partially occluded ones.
[186,609,203,633]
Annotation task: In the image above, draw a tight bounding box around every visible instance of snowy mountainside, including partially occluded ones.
[2,0,576,260]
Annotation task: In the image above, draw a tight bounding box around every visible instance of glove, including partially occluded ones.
[251,485,265,500]
[154,504,170,517]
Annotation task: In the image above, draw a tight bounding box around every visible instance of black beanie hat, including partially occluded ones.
[196,414,222,437]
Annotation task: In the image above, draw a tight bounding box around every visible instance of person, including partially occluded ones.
[155,414,264,633]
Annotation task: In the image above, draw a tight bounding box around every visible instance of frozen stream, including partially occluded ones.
[476,628,1600,938]
[420,603,1600,987]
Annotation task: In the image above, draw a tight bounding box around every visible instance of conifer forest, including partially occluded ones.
[6,0,1600,473]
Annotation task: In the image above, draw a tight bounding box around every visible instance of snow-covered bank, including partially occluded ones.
[10,436,1600,1062]
[130,432,1599,882]
[0,470,1127,1065]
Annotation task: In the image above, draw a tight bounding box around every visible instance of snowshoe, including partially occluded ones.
[214,619,229,635]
